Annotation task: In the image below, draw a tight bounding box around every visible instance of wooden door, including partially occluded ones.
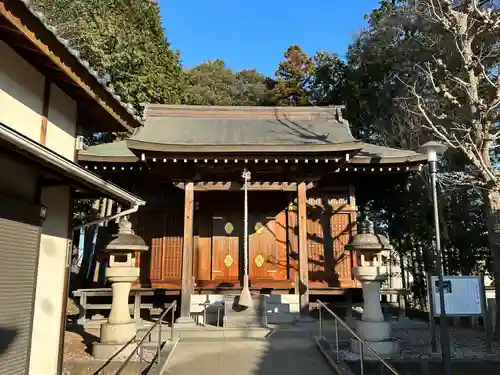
[306,194,353,287]
[211,215,240,280]
[249,213,289,280]
[331,212,353,281]
[133,210,183,286]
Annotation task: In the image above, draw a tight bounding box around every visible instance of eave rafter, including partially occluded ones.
[173,181,317,191]
[80,160,424,174]
[140,153,352,165]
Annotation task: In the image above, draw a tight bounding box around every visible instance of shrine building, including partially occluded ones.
[78,104,426,318]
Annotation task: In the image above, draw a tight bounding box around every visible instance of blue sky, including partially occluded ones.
[159,0,380,77]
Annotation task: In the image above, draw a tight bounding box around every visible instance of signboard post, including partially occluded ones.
[427,275,492,353]
[426,272,439,354]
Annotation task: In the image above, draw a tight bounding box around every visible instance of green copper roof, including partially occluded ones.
[131,105,355,148]
[79,140,137,162]
[78,105,426,164]
[79,140,426,165]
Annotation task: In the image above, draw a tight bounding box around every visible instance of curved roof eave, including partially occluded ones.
[348,154,428,164]
[125,139,364,154]
[78,140,429,166]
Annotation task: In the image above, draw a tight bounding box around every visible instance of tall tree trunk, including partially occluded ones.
[398,248,410,315]
[484,189,500,340]
[415,245,426,309]
[409,247,419,308]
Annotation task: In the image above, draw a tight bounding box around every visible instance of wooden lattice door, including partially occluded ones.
[306,194,354,287]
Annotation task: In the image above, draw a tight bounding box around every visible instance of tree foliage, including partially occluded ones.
[309,51,347,106]
[32,0,185,113]
[402,0,500,335]
[183,60,276,105]
[273,45,314,105]
[347,0,500,335]
[184,47,347,107]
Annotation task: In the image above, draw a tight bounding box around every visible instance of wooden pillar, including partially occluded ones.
[176,182,195,324]
[297,182,310,317]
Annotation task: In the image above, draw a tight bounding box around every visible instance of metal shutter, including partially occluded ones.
[0,196,43,375]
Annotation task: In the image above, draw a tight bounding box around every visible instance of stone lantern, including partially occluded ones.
[349,219,399,359]
[93,216,149,360]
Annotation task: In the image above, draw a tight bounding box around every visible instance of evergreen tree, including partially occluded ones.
[273,45,313,106]
[32,0,185,113]
[309,51,347,106]
[184,60,276,106]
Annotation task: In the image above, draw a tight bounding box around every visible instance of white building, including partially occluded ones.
[0,1,145,374]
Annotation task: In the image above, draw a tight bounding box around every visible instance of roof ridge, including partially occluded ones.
[145,104,346,110]
[144,104,347,122]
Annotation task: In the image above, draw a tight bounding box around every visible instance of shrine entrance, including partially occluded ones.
[196,190,292,286]
[211,213,240,281]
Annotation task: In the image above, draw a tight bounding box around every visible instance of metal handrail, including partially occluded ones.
[316,300,400,375]
[116,300,177,375]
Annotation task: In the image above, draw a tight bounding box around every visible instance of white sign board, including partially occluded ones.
[431,276,482,316]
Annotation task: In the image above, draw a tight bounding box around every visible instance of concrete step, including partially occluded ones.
[139,325,272,342]
[63,361,146,375]
[163,337,334,375]
[81,318,147,331]
[137,317,357,343]
[224,294,265,327]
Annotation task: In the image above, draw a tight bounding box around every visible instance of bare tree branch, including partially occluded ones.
[403,0,500,186]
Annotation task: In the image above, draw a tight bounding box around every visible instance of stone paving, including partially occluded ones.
[161,318,500,375]
[317,318,500,361]
[62,317,499,374]
[162,337,333,375]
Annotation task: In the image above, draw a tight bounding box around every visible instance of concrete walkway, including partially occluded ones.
[162,338,334,375]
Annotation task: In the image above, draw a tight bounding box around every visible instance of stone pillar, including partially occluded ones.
[109,281,132,322]
[361,281,384,322]
[100,258,138,344]
[93,217,149,360]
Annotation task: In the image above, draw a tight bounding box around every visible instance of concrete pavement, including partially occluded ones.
[162,337,334,375]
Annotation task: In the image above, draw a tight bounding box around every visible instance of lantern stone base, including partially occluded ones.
[346,219,400,359]
[356,320,391,341]
[92,341,139,361]
[93,321,138,360]
[100,321,136,344]
[350,266,400,359]
[350,319,400,359]
[349,336,400,359]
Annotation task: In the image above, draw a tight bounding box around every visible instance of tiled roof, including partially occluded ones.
[79,140,137,162]
[18,0,142,124]
[133,105,356,147]
[348,144,427,164]
[79,137,426,165]
[78,105,426,164]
